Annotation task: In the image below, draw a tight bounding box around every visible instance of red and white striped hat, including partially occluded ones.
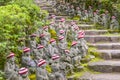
[19,67,28,75]
[74,26,79,30]
[71,41,77,46]
[37,44,44,49]
[78,34,84,39]
[51,15,56,18]
[37,59,46,67]
[50,39,56,43]
[30,34,37,37]
[52,54,60,60]
[102,13,105,16]
[50,22,54,25]
[23,47,30,53]
[43,26,48,30]
[78,30,85,36]
[39,34,45,38]
[89,6,92,8]
[84,10,88,13]
[58,36,64,41]
[65,50,70,54]
[60,18,65,22]
[94,12,97,15]
[59,30,65,34]
[112,16,116,19]
[71,21,76,25]
[7,52,15,59]
[96,10,99,12]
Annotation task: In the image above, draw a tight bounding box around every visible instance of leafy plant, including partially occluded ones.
[0,0,48,70]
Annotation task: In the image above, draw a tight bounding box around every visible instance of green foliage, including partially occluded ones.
[0,71,5,80]
[0,0,48,70]
[49,29,57,39]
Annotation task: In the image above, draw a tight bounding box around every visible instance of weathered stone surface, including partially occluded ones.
[89,43,120,50]
[88,60,120,72]
[91,73,120,80]
[85,30,108,35]
[85,35,120,43]
[96,50,120,59]
[78,24,94,30]
[79,73,120,80]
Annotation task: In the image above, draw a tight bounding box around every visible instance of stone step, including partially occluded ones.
[79,73,120,80]
[78,24,94,30]
[96,50,120,60]
[85,30,108,35]
[85,35,120,43]
[41,7,53,10]
[89,43,120,49]
[88,60,120,73]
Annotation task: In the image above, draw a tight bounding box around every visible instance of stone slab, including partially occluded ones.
[85,35,120,43]
[79,73,120,80]
[85,30,108,35]
[89,43,120,50]
[88,60,120,72]
[96,50,120,60]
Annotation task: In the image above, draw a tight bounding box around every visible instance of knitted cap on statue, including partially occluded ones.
[7,52,15,59]
[58,36,64,41]
[23,47,30,53]
[37,59,46,67]
[39,34,45,38]
[19,67,28,75]
[50,38,56,43]
[59,30,65,34]
[30,33,37,37]
[71,41,77,46]
[52,54,60,60]
[37,44,44,49]
[59,18,65,22]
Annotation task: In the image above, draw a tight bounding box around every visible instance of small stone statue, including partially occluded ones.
[93,11,99,24]
[51,15,56,23]
[51,54,67,80]
[76,7,82,19]
[29,34,37,54]
[22,47,36,67]
[36,59,49,80]
[83,10,89,20]
[49,22,56,30]
[34,45,44,64]
[39,33,48,47]
[58,18,66,31]
[48,39,59,58]
[18,67,30,80]
[65,3,70,15]
[101,13,108,28]
[57,30,65,37]
[88,6,93,18]
[58,36,67,55]
[37,44,47,60]
[4,52,18,80]
[110,16,119,30]
[77,31,88,57]
[63,50,74,74]
[70,41,81,67]
[43,26,51,42]
[69,5,75,18]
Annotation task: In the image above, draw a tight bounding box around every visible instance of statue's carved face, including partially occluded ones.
[10,57,15,62]
[21,72,28,78]
[51,41,56,46]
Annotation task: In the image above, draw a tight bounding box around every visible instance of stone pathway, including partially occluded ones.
[36,0,120,80]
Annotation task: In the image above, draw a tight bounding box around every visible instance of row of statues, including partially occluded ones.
[54,1,120,30]
[4,14,88,80]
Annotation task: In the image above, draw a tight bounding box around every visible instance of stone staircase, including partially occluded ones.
[36,0,120,80]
